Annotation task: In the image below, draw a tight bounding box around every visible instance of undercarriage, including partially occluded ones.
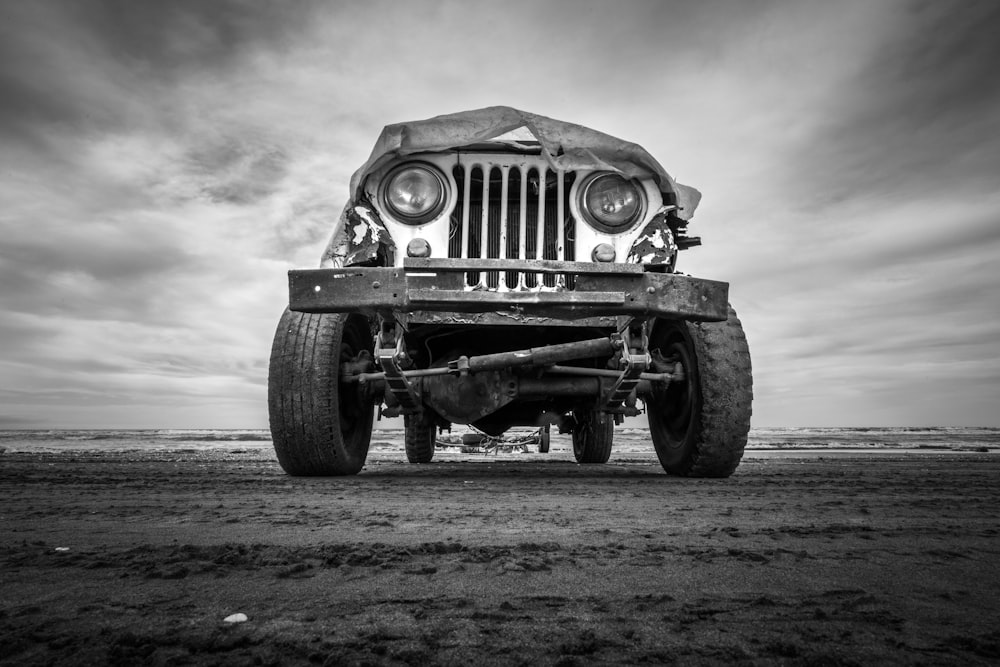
[360,319,662,435]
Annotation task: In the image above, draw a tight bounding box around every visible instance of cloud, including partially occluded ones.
[0,0,321,128]
[788,1,1000,205]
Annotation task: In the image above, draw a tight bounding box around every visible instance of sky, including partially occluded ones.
[1,0,998,429]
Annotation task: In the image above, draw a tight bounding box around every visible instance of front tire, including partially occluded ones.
[572,410,613,463]
[647,306,752,478]
[268,308,374,476]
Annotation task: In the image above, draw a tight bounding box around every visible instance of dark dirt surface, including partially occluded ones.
[2,445,999,666]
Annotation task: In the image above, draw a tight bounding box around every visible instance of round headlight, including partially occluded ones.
[580,173,643,232]
[382,163,446,224]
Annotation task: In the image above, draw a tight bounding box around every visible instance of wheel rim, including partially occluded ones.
[652,330,698,450]
[572,411,588,458]
[338,321,371,447]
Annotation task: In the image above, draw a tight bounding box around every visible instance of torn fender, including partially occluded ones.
[626,207,679,270]
[320,202,396,268]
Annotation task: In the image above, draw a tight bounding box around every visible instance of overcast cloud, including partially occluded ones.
[1,0,998,428]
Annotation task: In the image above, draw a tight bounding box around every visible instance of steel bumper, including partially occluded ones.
[288,258,729,321]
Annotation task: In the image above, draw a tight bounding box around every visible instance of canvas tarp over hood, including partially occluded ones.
[349,106,702,220]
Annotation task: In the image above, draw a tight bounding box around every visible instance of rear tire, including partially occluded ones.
[538,425,551,454]
[268,308,374,476]
[572,410,613,463]
[404,412,436,463]
[647,305,752,478]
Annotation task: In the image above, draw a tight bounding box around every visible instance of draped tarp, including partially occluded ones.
[349,106,701,219]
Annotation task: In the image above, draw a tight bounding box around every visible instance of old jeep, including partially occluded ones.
[268,107,752,477]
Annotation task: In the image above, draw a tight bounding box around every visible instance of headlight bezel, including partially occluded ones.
[577,172,646,234]
[379,162,448,225]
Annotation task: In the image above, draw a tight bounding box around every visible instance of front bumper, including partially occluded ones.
[288,258,729,321]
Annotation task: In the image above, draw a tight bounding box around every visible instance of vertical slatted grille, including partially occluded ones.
[449,163,576,289]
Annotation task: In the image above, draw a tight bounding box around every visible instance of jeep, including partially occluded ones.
[268,107,752,477]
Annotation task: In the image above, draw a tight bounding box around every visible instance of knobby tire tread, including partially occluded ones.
[686,307,753,477]
[648,305,753,478]
[573,411,613,464]
[404,413,435,463]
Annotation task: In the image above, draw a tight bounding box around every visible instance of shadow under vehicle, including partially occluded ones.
[269,107,752,477]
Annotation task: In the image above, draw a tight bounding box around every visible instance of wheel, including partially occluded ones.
[538,425,551,454]
[647,305,752,478]
[404,412,436,463]
[268,308,374,475]
[572,410,613,463]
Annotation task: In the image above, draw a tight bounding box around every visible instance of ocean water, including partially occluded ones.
[0,427,998,453]
[0,429,274,452]
[745,426,1000,451]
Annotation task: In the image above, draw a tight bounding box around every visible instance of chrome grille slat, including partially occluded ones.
[460,167,472,259]
[497,167,509,290]
[517,171,528,288]
[556,170,565,286]
[535,167,546,288]
[479,166,489,283]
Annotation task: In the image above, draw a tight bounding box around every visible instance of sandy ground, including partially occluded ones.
[2,441,999,666]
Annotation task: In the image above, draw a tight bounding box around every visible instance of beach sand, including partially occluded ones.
[2,440,999,665]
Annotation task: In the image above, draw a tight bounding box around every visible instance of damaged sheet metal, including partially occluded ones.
[320,203,395,269]
[626,206,680,269]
